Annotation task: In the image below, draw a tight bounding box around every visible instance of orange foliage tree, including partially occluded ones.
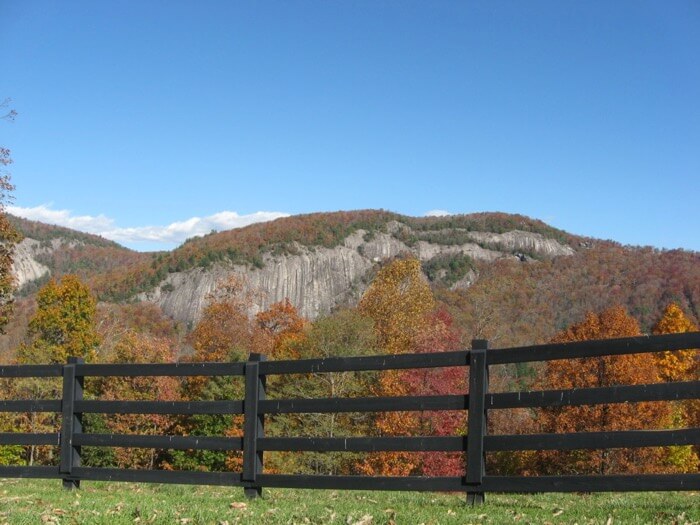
[256,298,307,360]
[173,275,271,472]
[536,306,671,475]
[357,257,435,475]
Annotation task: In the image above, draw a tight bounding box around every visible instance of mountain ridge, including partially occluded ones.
[6,210,698,348]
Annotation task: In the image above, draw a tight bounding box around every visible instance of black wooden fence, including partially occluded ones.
[0,332,699,504]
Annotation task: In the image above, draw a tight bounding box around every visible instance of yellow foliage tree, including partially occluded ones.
[19,275,100,364]
[652,303,698,382]
[12,275,100,465]
[357,257,435,475]
[651,303,699,472]
[358,257,434,355]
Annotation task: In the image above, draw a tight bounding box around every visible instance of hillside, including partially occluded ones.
[8,215,150,295]
[89,210,576,302]
[5,210,699,350]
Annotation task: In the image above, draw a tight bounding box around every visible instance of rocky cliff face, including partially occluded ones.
[11,238,52,288]
[139,228,575,324]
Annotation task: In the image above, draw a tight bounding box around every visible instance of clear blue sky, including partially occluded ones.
[1,1,698,251]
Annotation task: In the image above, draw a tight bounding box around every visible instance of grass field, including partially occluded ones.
[0,479,697,524]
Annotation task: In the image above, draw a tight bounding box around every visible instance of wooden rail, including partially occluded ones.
[0,332,698,504]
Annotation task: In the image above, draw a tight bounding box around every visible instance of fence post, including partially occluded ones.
[466,340,489,505]
[60,356,84,490]
[243,353,267,498]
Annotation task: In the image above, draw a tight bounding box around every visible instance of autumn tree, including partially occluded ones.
[537,306,671,475]
[652,303,699,472]
[358,257,434,355]
[187,275,269,365]
[357,257,436,475]
[0,411,23,465]
[652,303,698,382]
[256,298,307,360]
[96,331,180,469]
[398,308,465,476]
[10,275,100,465]
[96,302,180,358]
[0,99,21,332]
[19,275,101,364]
[174,275,270,472]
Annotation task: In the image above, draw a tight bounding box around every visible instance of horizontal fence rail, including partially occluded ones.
[0,331,698,503]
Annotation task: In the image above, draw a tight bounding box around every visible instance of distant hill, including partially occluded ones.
[6,210,699,350]
[8,214,149,296]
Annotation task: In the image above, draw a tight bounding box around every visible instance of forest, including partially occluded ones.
[0,256,697,477]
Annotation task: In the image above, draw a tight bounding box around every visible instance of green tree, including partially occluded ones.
[266,309,377,475]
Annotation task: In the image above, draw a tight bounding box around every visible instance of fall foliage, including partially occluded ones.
[0,147,19,333]
[357,257,437,475]
[256,298,307,360]
[399,308,465,476]
[652,303,698,382]
[651,303,699,472]
[97,331,180,469]
[537,306,672,475]
[19,275,100,364]
[173,276,270,472]
[358,257,434,355]
[0,210,697,478]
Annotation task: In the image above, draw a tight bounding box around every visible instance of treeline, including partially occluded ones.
[0,257,697,476]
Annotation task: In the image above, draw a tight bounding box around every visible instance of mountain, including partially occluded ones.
[9,215,149,295]
[7,210,699,348]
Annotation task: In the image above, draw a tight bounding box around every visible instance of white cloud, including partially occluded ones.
[425,209,451,217]
[8,204,289,250]
[8,204,115,233]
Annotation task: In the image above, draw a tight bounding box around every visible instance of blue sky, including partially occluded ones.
[1,1,698,251]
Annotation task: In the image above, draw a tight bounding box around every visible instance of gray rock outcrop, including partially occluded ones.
[141,228,574,324]
[11,239,51,288]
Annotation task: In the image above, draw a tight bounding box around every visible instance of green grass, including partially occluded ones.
[0,479,697,524]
